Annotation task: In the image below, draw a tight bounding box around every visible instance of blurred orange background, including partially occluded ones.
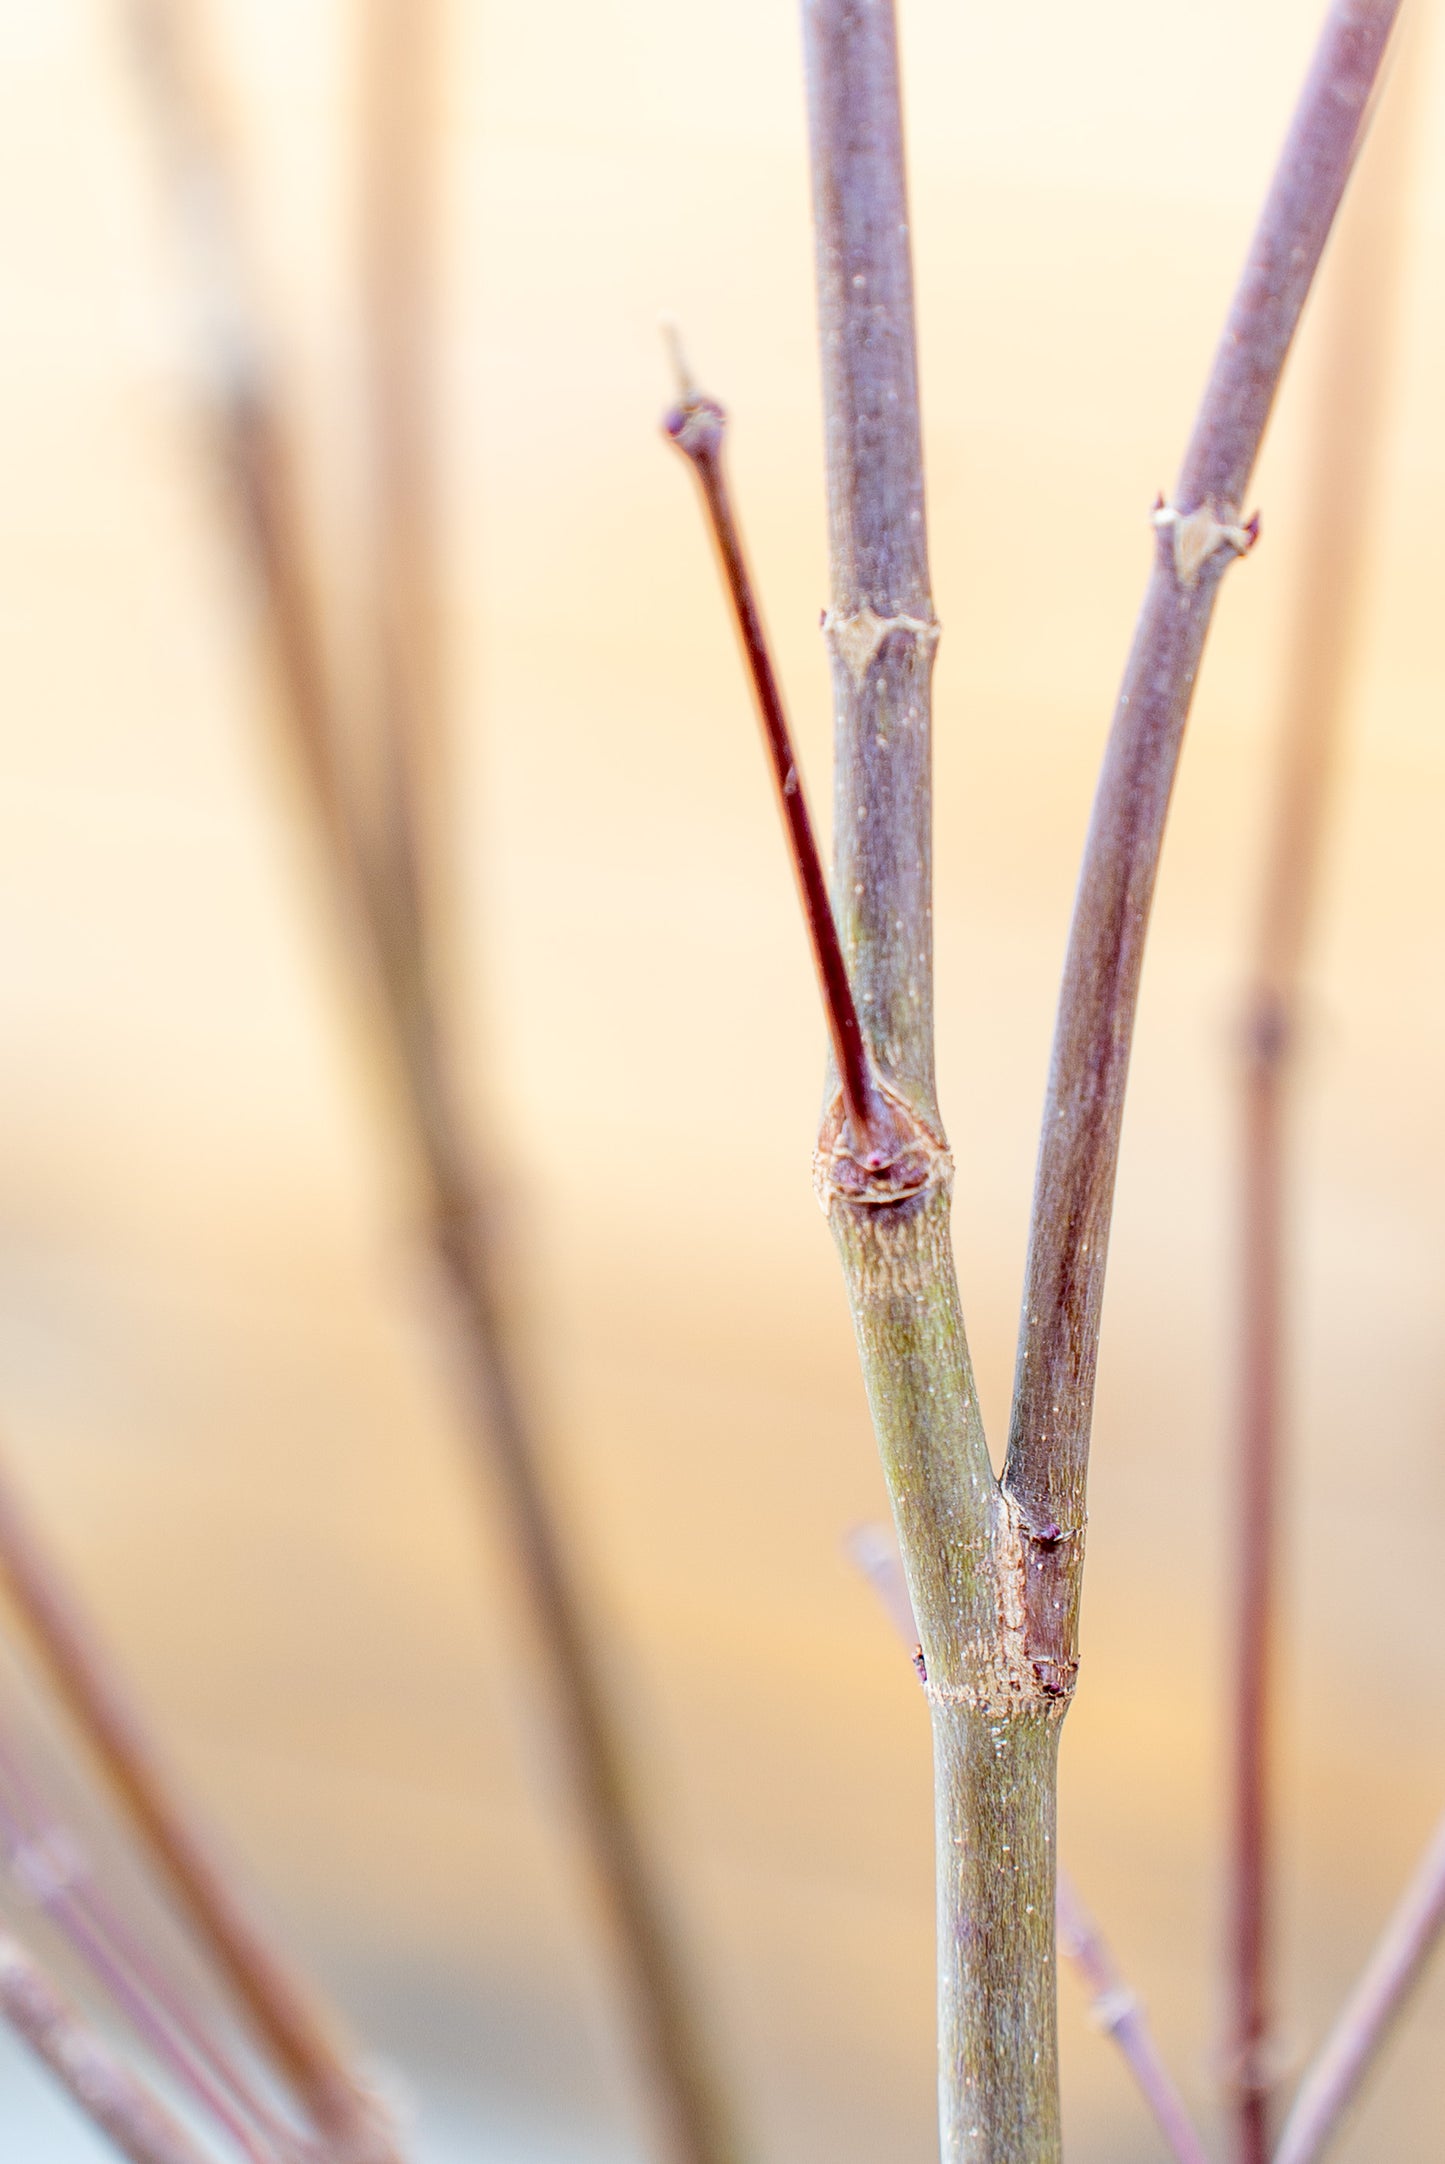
[0,2,1442,2158]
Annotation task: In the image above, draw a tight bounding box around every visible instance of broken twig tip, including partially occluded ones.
[659,315,697,397]
[659,323,727,461]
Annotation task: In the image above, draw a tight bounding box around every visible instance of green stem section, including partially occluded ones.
[825,1175,995,1659]
[821,1151,1065,2163]
[934,1711,1061,2164]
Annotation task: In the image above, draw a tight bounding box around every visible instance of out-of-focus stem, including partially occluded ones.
[359,0,444,990]
[1272,1810,1445,2164]
[1055,1877,1212,2164]
[1227,22,1418,2158]
[0,1931,215,2164]
[128,11,740,2164]
[0,1466,350,2161]
[0,1715,310,2164]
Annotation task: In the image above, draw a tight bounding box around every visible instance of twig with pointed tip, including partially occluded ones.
[663,354,900,1165]
[843,1525,1212,2164]
[1054,1878,1213,2164]
[0,1930,216,2164]
[1271,1809,1445,2164]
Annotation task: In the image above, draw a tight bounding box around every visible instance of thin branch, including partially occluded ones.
[663,357,900,1161]
[1055,1877,1213,2164]
[1272,1810,1445,2164]
[0,1459,360,2162]
[0,1930,216,2164]
[844,1524,1212,2164]
[126,13,740,2164]
[1003,0,1402,1709]
[1227,20,1419,2155]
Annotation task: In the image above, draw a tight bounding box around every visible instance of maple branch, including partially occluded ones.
[1272,1810,1445,2164]
[1004,0,1402,1741]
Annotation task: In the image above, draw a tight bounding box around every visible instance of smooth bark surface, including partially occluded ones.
[1004,0,1402,1709]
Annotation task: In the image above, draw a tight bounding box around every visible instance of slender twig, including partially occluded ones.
[663,348,900,1161]
[844,1524,1212,2164]
[1055,1878,1214,2164]
[127,13,739,2164]
[0,1468,337,2162]
[1228,22,1418,2155]
[1272,1810,1445,2164]
[0,1930,216,2164]
[1003,0,1401,1793]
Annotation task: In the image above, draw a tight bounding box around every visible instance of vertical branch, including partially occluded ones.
[0,1933,216,2164]
[129,11,741,2164]
[1227,25,1418,2159]
[798,8,1060,2160]
[1003,0,1401,1725]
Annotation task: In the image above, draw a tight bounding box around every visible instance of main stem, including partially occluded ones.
[801,7,1066,2157]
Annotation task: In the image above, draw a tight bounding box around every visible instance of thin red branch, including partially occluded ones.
[1272,1810,1445,2164]
[1003,0,1402,1711]
[664,368,897,1161]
